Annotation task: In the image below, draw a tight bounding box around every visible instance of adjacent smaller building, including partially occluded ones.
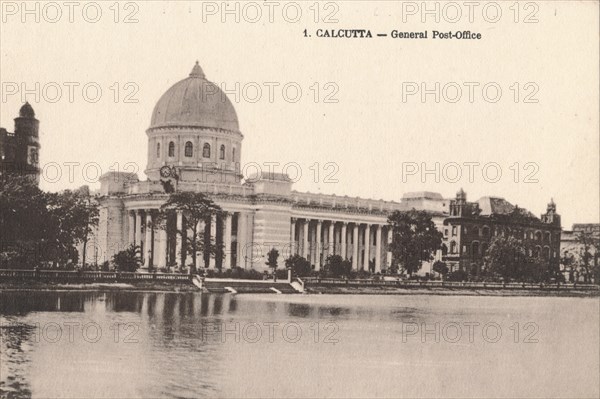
[441,189,562,275]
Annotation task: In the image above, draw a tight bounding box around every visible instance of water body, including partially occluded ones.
[1,291,598,398]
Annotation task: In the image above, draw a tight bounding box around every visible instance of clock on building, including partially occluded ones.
[160,165,171,178]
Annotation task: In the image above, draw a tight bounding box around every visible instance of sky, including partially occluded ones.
[1,0,598,228]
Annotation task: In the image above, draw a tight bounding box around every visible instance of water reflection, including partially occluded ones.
[1,291,598,398]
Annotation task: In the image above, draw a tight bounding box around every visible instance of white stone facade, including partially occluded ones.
[87,63,448,272]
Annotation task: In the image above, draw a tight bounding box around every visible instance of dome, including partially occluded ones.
[149,62,239,132]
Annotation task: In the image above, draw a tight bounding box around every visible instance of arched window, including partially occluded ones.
[471,241,480,257]
[450,241,457,254]
[481,243,488,256]
[473,227,480,236]
[219,145,225,160]
[203,143,211,158]
[543,246,550,259]
[168,142,175,157]
[441,244,448,256]
[156,142,160,158]
[544,232,551,243]
[482,226,490,237]
[535,231,542,242]
[185,141,193,157]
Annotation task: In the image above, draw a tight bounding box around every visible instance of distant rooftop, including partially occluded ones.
[402,191,444,200]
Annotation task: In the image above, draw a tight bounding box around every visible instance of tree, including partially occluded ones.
[285,254,312,277]
[574,231,600,283]
[112,245,142,272]
[432,261,449,279]
[387,210,443,276]
[0,174,49,268]
[324,254,352,278]
[160,192,224,274]
[266,248,279,271]
[0,174,98,269]
[484,236,527,281]
[73,186,99,268]
[560,251,576,282]
[45,188,99,267]
[484,235,557,283]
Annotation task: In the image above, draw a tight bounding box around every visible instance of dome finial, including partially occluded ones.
[189,61,205,78]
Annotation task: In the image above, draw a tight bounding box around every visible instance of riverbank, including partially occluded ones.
[1,280,598,297]
[0,280,198,293]
[304,285,600,297]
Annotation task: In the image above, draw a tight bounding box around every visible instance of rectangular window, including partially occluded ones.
[452,226,457,236]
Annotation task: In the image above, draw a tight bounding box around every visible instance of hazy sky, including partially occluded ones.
[1,1,598,228]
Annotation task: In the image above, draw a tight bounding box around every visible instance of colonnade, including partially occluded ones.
[128,209,248,270]
[290,218,393,272]
[126,211,394,272]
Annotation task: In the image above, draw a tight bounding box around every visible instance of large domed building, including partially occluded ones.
[145,61,242,183]
[92,62,561,274]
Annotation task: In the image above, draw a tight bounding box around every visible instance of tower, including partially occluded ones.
[0,103,41,184]
[15,102,41,182]
[450,188,468,216]
[541,198,561,226]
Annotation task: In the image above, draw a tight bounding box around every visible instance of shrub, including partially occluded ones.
[284,255,312,277]
[112,245,141,272]
[324,255,352,278]
[447,269,468,282]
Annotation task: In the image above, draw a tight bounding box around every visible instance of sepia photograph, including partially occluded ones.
[0,1,599,398]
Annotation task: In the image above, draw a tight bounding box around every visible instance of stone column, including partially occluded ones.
[387,227,393,270]
[375,224,382,273]
[237,212,247,268]
[341,222,348,260]
[196,219,205,268]
[157,226,167,269]
[224,213,232,269]
[128,211,135,245]
[302,219,309,259]
[135,210,142,247]
[315,220,323,271]
[363,224,371,271]
[328,222,335,257]
[209,214,217,268]
[144,211,153,268]
[352,224,359,270]
[176,211,183,268]
[290,218,296,255]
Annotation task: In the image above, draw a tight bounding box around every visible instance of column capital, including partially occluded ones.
[316,219,323,225]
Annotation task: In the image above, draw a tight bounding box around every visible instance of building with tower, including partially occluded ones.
[0,102,41,184]
[441,190,562,276]
[89,62,561,274]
